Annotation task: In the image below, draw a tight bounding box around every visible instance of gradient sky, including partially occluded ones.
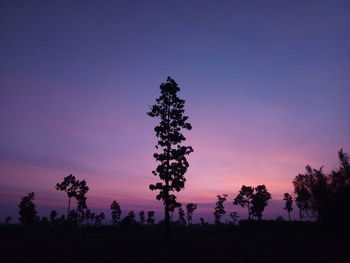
[1,0,349,223]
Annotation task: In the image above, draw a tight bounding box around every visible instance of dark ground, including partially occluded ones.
[0,221,349,263]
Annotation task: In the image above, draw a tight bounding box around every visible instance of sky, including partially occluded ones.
[0,0,349,223]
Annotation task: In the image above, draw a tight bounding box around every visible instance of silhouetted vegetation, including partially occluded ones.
[293,149,350,224]
[177,205,186,225]
[2,75,349,262]
[234,185,271,220]
[147,77,193,237]
[18,192,38,225]
[55,174,89,221]
[146,211,155,226]
[234,185,254,219]
[229,211,239,224]
[251,185,271,220]
[139,210,145,225]
[283,193,293,221]
[213,194,227,224]
[185,203,197,225]
[110,200,121,226]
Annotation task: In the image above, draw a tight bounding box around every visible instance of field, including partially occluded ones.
[1,221,348,263]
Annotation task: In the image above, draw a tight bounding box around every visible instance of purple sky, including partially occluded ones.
[1,0,349,223]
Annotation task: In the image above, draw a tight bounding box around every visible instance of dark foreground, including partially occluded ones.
[0,221,349,263]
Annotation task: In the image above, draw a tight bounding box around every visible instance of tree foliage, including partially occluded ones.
[234,185,271,220]
[283,193,293,221]
[251,185,271,220]
[139,211,145,225]
[233,186,254,219]
[18,192,38,225]
[55,174,89,222]
[186,203,197,225]
[147,77,193,235]
[229,212,239,224]
[293,149,350,223]
[110,200,122,226]
[214,194,227,224]
[146,211,155,226]
[178,205,186,225]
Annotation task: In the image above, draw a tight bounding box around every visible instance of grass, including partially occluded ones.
[0,221,349,263]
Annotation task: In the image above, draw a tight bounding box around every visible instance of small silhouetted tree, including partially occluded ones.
[139,211,145,225]
[85,209,95,225]
[276,215,284,221]
[186,203,197,225]
[234,186,254,219]
[110,200,122,226]
[40,216,49,225]
[76,180,89,224]
[251,185,271,220]
[229,212,239,224]
[169,201,181,222]
[58,215,66,225]
[178,206,186,225]
[121,211,136,225]
[5,216,11,225]
[293,173,311,221]
[293,166,327,221]
[68,209,78,225]
[94,212,105,226]
[56,175,89,224]
[147,77,193,237]
[55,174,80,217]
[147,211,155,226]
[18,192,38,225]
[50,210,58,225]
[283,193,293,221]
[199,217,205,225]
[214,194,227,224]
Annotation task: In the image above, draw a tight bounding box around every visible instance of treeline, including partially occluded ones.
[4,148,348,227]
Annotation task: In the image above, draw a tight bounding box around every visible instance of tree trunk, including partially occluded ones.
[288,211,291,222]
[164,97,171,238]
[247,204,251,220]
[164,196,170,238]
[67,196,71,219]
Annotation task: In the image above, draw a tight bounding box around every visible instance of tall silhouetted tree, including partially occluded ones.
[214,194,227,224]
[234,186,254,220]
[18,192,38,225]
[283,193,293,221]
[147,211,155,226]
[186,203,197,225]
[147,77,193,237]
[251,185,271,220]
[178,206,186,225]
[110,200,122,226]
